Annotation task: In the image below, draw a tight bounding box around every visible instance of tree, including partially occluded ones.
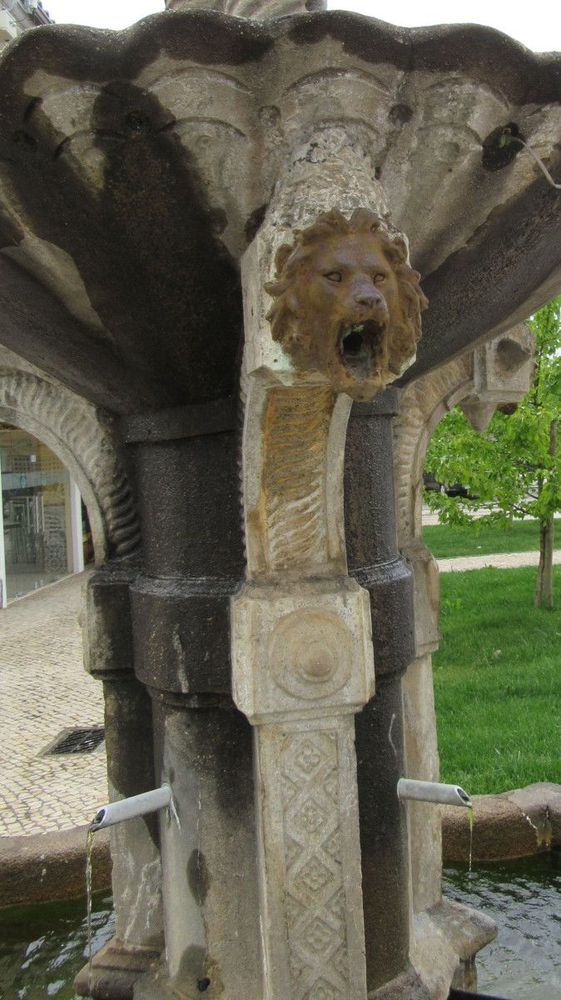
[425,296,561,608]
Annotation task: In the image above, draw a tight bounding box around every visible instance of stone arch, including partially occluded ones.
[393,355,473,549]
[394,324,534,550]
[0,369,140,564]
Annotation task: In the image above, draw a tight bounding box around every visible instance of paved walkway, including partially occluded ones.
[437,549,561,573]
[0,572,107,837]
[1,549,559,839]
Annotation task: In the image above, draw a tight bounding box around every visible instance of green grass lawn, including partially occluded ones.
[423,517,561,559]
[434,565,561,795]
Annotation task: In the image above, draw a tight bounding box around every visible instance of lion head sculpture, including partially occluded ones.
[265,208,428,401]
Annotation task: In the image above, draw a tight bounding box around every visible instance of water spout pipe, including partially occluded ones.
[397,778,472,809]
[90,784,173,831]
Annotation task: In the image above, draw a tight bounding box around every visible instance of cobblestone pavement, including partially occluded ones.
[0,572,107,837]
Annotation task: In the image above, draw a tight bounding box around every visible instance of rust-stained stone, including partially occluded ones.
[265,208,427,401]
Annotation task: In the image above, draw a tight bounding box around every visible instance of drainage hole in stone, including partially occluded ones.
[197,978,211,992]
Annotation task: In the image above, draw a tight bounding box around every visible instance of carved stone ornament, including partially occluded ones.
[265,208,428,401]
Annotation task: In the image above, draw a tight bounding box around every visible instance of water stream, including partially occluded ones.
[85,827,95,994]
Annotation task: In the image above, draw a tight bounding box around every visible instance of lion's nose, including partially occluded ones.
[354,290,382,308]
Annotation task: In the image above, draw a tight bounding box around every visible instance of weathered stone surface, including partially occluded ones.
[442,783,561,862]
[151,694,262,997]
[1,13,561,412]
[459,323,535,431]
[391,336,536,986]
[0,826,110,907]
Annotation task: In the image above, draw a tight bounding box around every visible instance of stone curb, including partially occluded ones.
[442,782,561,862]
[0,825,111,909]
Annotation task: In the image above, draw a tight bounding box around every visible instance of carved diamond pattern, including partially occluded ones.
[294,798,326,834]
[301,917,336,956]
[292,738,324,775]
[332,944,349,981]
[286,835,302,867]
[294,856,333,894]
[322,828,341,860]
[326,889,345,923]
[304,978,341,1000]
[324,771,338,802]
[280,730,349,998]
[283,772,300,805]
[287,893,306,928]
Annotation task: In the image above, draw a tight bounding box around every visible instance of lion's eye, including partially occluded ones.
[324,271,342,283]
[373,272,386,284]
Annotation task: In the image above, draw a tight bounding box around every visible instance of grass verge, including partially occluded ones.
[423,517,561,559]
[434,565,561,795]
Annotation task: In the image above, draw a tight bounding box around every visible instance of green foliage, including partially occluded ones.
[434,567,561,794]
[425,297,561,605]
[426,296,561,531]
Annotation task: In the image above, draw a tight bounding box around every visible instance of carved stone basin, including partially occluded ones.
[1,10,561,412]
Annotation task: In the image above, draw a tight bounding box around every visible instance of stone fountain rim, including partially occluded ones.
[1,8,561,107]
[0,782,559,908]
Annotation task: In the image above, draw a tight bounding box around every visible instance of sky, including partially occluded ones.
[42,0,561,51]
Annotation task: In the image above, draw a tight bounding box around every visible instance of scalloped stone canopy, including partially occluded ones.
[0,10,560,413]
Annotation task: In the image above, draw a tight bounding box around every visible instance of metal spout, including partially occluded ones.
[397,778,472,809]
[90,784,173,831]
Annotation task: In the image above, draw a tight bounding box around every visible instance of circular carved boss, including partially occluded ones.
[268,609,352,700]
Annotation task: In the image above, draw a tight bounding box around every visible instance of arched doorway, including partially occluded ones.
[0,424,91,604]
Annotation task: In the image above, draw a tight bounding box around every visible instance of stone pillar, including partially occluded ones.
[231,157,426,989]
[77,564,165,997]
[233,575,374,999]
[65,474,84,574]
[125,405,262,996]
[345,391,417,996]
[0,449,7,608]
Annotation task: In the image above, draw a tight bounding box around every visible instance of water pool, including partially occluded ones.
[1,858,560,999]
[0,893,114,999]
[444,852,561,999]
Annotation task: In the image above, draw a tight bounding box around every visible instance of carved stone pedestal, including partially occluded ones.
[233,580,374,998]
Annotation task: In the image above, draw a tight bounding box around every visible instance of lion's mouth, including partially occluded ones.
[339,320,386,379]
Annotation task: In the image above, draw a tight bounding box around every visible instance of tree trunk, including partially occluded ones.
[534,420,557,609]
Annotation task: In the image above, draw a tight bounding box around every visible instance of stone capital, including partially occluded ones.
[231,578,374,724]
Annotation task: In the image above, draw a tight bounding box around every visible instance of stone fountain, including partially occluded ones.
[0,1,560,997]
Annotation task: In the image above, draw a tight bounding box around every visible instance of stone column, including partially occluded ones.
[345,392,416,996]
[78,564,165,997]
[0,449,7,608]
[231,139,426,988]
[232,376,374,1000]
[125,405,263,996]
